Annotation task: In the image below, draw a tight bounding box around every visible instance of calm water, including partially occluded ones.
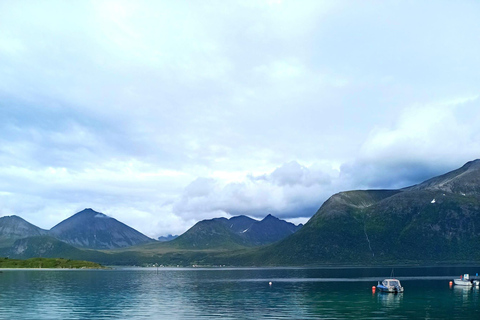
[1,266,480,319]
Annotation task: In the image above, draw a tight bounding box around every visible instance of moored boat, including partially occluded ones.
[453,274,479,287]
[377,278,404,293]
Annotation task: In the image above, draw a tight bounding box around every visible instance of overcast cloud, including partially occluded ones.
[0,0,479,238]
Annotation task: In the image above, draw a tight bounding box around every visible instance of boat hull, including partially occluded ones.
[377,285,404,293]
[454,279,473,286]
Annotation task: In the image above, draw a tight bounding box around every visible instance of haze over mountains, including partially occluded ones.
[1,159,480,266]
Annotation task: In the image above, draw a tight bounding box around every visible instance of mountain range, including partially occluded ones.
[0,208,302,261]
[0,208,154,250]
[1,159,480,266]
[171,214,301,249]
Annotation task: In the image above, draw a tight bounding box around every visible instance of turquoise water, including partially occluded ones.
[0,266,479,319]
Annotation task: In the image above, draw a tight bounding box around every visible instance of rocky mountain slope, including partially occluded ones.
[49,208,154,249]
[0,215,48,247]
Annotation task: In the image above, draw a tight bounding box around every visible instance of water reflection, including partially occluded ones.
[1,267,480,319]
[453,285,472,296]
[377,292,403,308]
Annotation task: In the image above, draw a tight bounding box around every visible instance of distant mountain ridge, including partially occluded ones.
[171,214,302,249]
[157,234,178,242]
[0,208,301,257]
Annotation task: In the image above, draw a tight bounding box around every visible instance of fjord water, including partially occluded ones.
[1,266,479,319]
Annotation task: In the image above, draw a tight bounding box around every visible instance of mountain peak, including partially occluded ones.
[1,215,24,221]
[0,215,48,241]
[407,159,480,195]
[262,214,278,222]
[50,209,153,249]
[0,215,40,226]
[71,208,113,220]
[77,208,101,215]
[463,159,480,170]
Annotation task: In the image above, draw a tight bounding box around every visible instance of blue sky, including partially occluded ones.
[1,0,479,238]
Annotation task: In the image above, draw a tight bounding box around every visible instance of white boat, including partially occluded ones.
[377,278,404,293]
[453,274,480,287]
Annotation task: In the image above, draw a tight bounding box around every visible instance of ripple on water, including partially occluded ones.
[0,267,479,319]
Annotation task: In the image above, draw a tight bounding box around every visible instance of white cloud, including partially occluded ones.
[0,0,479,237]
[173,161,336,222]
[361,95,480,164]
[340,95,480,189]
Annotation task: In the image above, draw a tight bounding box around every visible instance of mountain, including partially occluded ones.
[246,159,480,265]
[0,215,48,247]
[157,234,178,242]
[171,214,302,249]
[244,214,303,246]
[49,208,154,249]
[171,217,250,249]
[406,159,480,194]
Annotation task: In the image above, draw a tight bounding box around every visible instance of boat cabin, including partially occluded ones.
[382,279,401,287]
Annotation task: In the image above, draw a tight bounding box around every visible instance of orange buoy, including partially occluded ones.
[449,281,453,288]
[372,286,376,293]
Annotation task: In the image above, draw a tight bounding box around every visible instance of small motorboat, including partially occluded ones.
[377,278,404,293]
[453,274,480,287]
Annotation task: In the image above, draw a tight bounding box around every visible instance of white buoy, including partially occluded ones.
[269,281,272,286]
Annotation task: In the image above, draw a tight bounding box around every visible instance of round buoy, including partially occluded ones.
[372,286,376,293]
[449,281,453,288]
[269,281,272,286]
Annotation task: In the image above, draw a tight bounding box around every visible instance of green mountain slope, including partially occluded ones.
[1,236,96,260]
[245,160,480,265]
[169,215,302,250]
[171,218,249,250]
[0,235,158,266]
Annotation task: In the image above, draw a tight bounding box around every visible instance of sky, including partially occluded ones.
[1,0,479,238]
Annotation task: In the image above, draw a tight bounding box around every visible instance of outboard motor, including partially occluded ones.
[393,284,400,294]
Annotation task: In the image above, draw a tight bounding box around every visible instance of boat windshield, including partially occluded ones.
[384,280,401,286]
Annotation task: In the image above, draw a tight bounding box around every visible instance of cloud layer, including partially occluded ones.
[0,1,479,237]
